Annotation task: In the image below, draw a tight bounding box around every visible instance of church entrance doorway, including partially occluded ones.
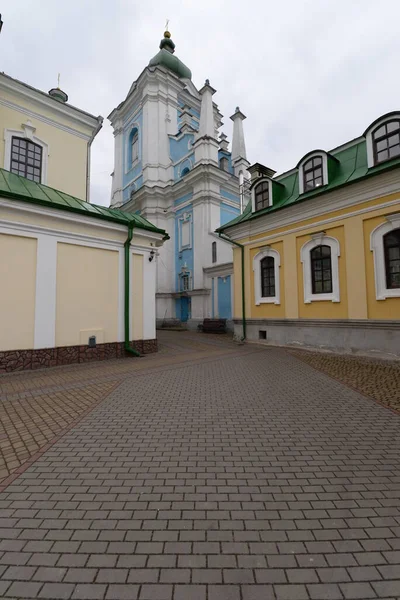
[180,296,191,322]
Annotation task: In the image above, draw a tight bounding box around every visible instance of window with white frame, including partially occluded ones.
[370,214,400,299]
[300,235,340,303]
[253,247,281,305]
[131,129,139,166]
[372,120,400,165]
[298,153,328,195]
[4,125,48,184]
[252,180,271,212]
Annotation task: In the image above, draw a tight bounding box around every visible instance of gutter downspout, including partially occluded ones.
[124,223,141,357]
[86,116,103,202]
[218,232,246,341]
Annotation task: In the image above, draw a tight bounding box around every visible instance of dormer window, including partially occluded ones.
[254,181,269,211]
[372,120,400,164]
[303,156,323,191]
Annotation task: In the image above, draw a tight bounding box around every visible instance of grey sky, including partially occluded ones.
[2,0,400,206]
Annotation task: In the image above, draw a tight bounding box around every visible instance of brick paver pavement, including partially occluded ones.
[0,333,399,599]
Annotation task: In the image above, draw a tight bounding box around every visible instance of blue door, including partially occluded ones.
[181,297,190,322]
[218,276,232,319]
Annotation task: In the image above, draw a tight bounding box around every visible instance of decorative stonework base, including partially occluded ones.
[0,340,158,373]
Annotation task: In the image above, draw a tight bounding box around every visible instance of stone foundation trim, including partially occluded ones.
[234,318,400,357]
[0,339,158,373]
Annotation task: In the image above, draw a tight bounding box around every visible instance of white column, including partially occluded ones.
[194,80,219,165]
[111,126,124,207]
[34,235,57,349]
[118,248,125,342]
[143,250,157,340]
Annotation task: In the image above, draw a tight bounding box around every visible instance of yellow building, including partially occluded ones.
[217,112,400,356]
[0,169,168,372]
[0,72,103,200]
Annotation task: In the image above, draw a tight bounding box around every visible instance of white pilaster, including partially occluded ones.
[118,248,125,341]
[230,107,250,177]
[194,80,219,165]
[111,125,124,207]
[143,250,157,339]
[34,235,57,349]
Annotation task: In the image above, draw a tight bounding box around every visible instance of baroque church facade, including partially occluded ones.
[109,30,250,328]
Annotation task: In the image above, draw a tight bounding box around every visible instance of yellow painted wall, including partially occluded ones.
[56,243,119,346]
[132,253,144,340]
[0,98,90,199]
[0,234,37,351]
[364,215,400,320]
[250,241,286,318]
[232,247,242,319]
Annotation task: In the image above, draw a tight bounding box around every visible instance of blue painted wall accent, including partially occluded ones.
[220,187,240,203]
[122,109,144,193]
[170,134,194,162]
[175,204,194,293]
[122,174,144,203]
[173,156,194,181]
[218,276,232,319]
[220,202,240,227]
[211,278,215,318]
[218,150,234,174]
[174,192,193,207]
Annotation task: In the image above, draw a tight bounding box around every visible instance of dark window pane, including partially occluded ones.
[389,145,400,158]
[375,125,386,137]
[377,149,389,162]
[387,121,399,133]
[376,139,387,151]
[384,228,400,288]
[303,156,325,191]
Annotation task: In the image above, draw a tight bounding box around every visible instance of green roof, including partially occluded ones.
[0,169,169,238]
[217,136,400,232]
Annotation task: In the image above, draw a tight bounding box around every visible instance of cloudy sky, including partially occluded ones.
[2,0,400,206]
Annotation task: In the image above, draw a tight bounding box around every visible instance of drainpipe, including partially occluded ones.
[218,232,246,340]
[124,223,141,357]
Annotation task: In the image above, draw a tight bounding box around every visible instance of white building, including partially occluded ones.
[108,30,250,328]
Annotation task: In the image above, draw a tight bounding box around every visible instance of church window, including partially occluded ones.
[303,156,324,191]
[372,120,400,164]
[384,228,400,289]
[181,167,190,177]
[310,245,332,294]
[212,241,217,263]
[260,256,275,297]
[254,181,269,211]
[10,137,42,182]
[219,157,229,172]
[181,273,190,291]
[130,129,139,166]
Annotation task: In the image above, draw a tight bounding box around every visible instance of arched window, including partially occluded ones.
[253,248,281,305]
[130,129,139,167]
[372,120,400,164]
[219,157,229,172]
[181,167,190,177]
[303,156,324,191]
[260,256,275,297]
[384,228,400,289]
[212,241,217,264]
[310,245,332,294]
[254,181,269,211]
[10,137,42,182]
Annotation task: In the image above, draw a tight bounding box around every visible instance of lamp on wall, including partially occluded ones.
[149,249,155,262]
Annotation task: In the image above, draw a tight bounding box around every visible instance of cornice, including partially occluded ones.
[226,171,400,241]
[0,75,101,132]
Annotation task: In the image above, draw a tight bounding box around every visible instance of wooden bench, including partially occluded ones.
[200,318,227,334]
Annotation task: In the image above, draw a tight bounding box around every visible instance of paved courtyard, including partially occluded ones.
[0,332,399,599]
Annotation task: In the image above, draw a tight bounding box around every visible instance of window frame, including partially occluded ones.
[10,137,43,183]
[4,126,48,184]
[300,234,340,303]
[131,130,139,166]
[370,213,400,299]
[253,247,281,305]
[260,256,276,298]
[365,113,400,168]
[302,156,324,192]
[372,120,400,166]
[219,156,229,172]
[251,178,272,213]
[298,152,328,195]
[310,245,333,295]
[212,241,217,264]
[383,229,400,290]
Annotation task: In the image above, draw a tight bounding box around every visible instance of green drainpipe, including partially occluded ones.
[124,223,141,357]
[218,233,246,341]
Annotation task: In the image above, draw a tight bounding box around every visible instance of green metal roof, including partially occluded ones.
[0,169,169,238]
[217,136,400,233]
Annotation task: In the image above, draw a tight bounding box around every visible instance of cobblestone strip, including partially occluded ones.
[0,347,399,599]
[288,349,400,414]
